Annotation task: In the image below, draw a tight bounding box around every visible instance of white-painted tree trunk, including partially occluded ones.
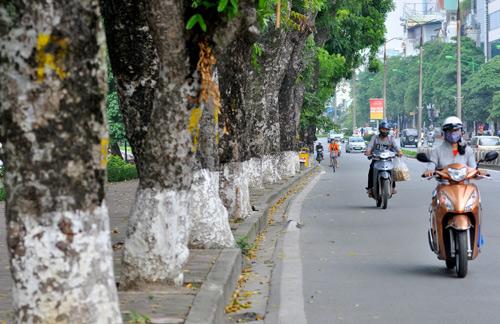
[246,158,264,189]
[262,154,282,184]
[278,151,299,178]
[189,169,235,248]
[220,162,252,220]
[120,188,189,289]
[10,204,122,323]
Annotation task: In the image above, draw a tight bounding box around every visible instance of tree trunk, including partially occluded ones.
[188,42,234,249]
[0,1,121,322]
[102,0,193,288]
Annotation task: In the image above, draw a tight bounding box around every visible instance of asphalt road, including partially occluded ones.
[274,142,500,324]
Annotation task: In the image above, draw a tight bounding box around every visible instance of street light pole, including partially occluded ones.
[418,24,424,147]
[352,70,356,130]
[383,41,387,121]
[456,1,462,119]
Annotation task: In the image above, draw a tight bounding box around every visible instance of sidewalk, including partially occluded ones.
[0,165,316,323]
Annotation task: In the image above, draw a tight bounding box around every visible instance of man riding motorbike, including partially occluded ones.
[365,121,403,197]
[315,142,324,163]
[423,116,476,177]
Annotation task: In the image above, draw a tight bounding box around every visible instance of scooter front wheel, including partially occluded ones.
[382,180,390,209]
[455,230,468,278]
[445,257,455,269]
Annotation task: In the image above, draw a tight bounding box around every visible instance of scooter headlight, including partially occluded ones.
[440,192,455,210]
[380,152,390,159]
[447,167,467,182]
[464,191,478,212]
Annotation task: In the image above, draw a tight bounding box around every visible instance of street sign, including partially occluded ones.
[444,0,458,11]
[369,98,384,120]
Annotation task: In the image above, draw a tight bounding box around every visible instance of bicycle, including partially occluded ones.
[330,151,339,172]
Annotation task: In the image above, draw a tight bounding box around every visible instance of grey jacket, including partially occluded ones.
[429,141,476,170]
[366,135,401,154]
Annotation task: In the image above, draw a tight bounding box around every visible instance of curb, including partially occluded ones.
[185,249,242,324]
[234,166,318,245]
[185,166,318,324]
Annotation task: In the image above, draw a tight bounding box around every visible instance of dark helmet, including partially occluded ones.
[379,121,390,137]
[379,120,389,130]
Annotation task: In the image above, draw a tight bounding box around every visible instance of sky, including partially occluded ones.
[384,0,407,49]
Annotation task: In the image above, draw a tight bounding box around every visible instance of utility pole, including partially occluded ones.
[418,24,424,147]
[484,0,489,62]
[456,1,462,119]
[383,41,387,120]
[352,71,356,130]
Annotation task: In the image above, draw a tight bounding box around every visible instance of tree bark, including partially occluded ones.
[102,0,193,289]
[0,1,121,322]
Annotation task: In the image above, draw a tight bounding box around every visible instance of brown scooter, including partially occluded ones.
[416,151,498,278]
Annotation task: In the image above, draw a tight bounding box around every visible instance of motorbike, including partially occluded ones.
[368,150,396,209]
[427,136,435,148]
[316,148,324,164]
[416,151,498,278]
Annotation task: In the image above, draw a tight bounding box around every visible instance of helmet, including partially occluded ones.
[442,116,462,132]
[379,121,389,130]
[379,120,390,137]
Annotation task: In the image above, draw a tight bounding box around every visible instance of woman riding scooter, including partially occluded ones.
[423,116,475,176]
[420,116,494,277]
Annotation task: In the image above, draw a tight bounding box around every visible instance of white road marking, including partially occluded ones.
[277,170,323,324]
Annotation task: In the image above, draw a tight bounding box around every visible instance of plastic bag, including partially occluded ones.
[393,157,411,181]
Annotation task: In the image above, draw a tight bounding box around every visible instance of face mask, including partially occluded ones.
[444,130,461,143]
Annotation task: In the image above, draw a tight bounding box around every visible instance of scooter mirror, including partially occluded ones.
[416,153,431,163]
[483,151,499,163]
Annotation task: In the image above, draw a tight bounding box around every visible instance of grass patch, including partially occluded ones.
[236,236,254,256]
[402,149,416,158]
[107,155,138,182]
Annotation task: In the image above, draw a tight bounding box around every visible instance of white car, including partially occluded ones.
[346,136,366,153]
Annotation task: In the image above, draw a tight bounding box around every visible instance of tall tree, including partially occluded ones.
[0,1,121,322]
[101,0,257,286]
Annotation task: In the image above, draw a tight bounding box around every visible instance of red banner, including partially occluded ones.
[369,98,384,120]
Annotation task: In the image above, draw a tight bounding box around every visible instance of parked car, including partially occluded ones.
[346,136,366,153]
[470,136,500,150]
[400,128,419,147]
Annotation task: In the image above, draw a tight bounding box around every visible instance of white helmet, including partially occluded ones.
[442,116,462,132]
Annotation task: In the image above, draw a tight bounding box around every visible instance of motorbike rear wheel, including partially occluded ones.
[381,179,390,209]
[455,230,468,278]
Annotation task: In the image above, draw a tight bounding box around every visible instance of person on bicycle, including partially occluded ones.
[365,121,403,197]
[329,139,340,167]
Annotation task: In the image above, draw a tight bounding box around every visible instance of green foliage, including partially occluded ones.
[107,155,138,182]
[463,56,500,122]
[0,187,4,202]
[186,14,207,32]
[355,38,485,126]
[236,236,253,256]
[187,0,238,32]
[126,310,151,324]
[402,148,416,158]
[251,43,263,71]
[106,91,127,146]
